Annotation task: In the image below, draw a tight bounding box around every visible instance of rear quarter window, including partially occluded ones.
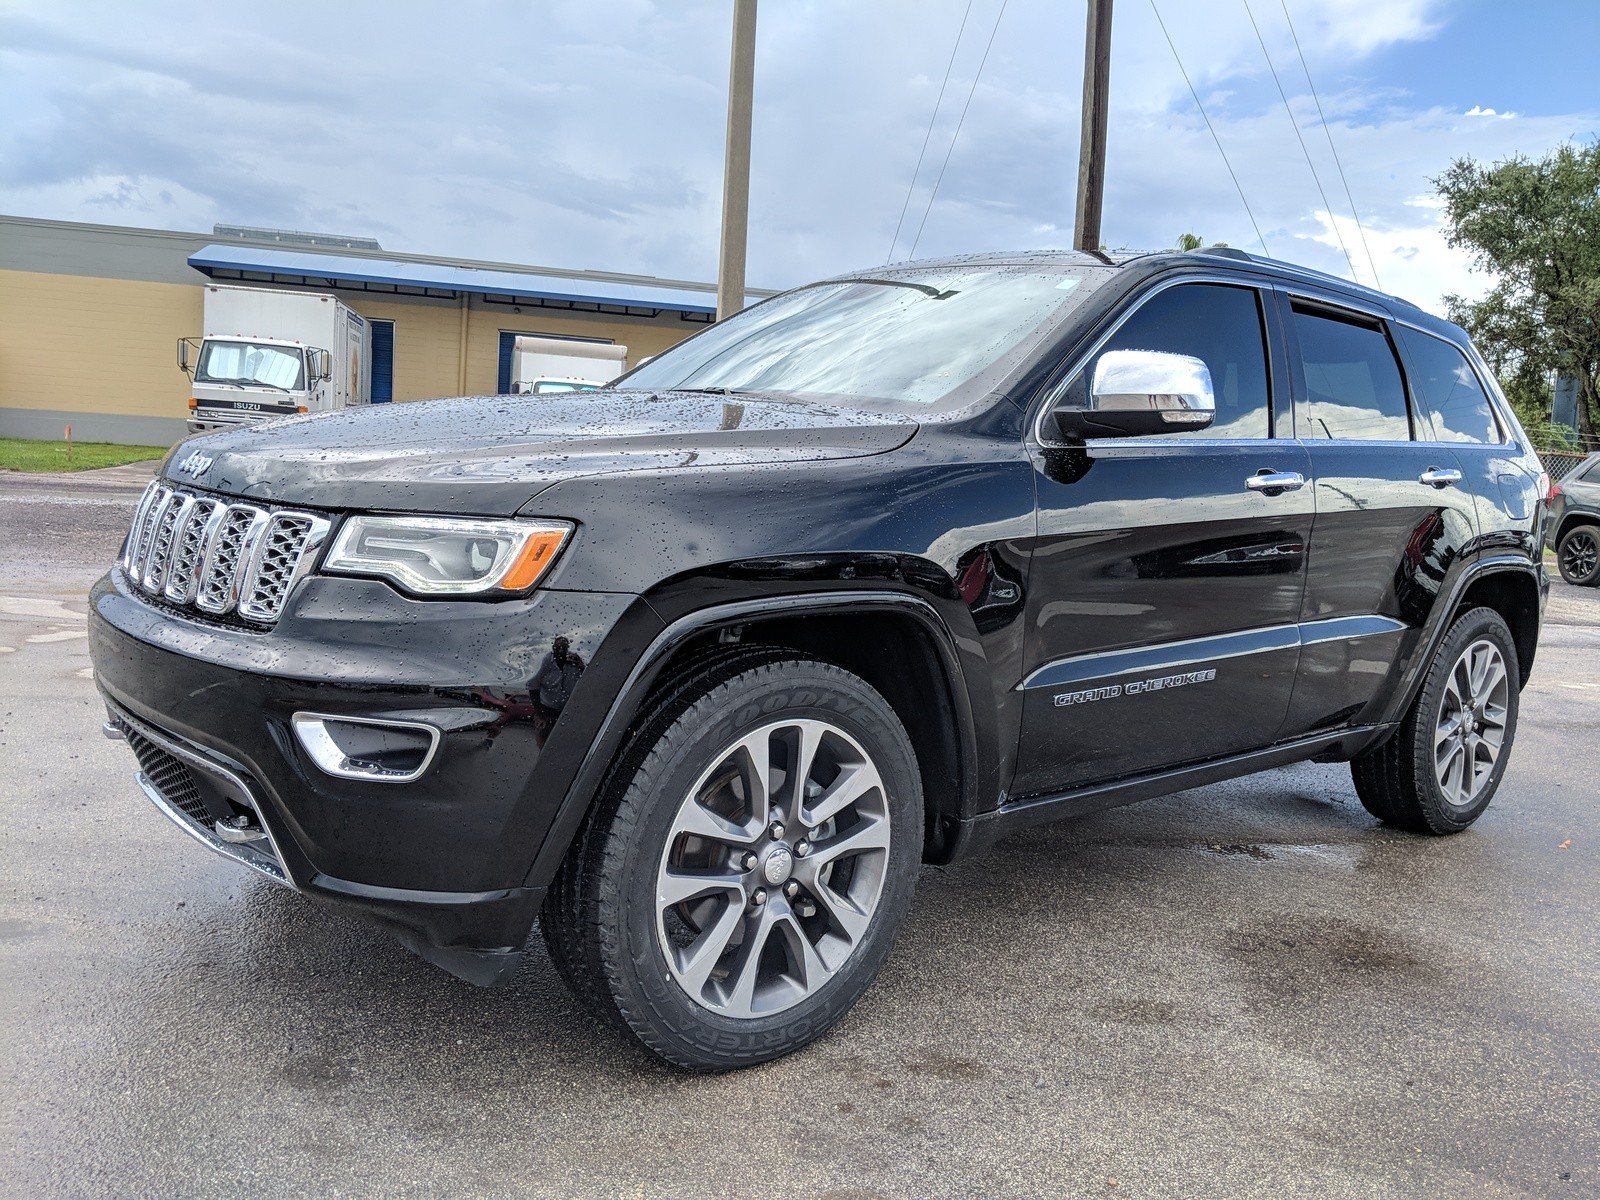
[1398,328,1502,444]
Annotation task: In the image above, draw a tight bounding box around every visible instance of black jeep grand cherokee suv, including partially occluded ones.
[91,249,1547,1069]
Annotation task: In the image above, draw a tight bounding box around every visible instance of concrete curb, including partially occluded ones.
[0,460,157,499]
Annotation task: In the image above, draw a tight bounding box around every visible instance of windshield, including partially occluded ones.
[533,381,599,394]
[622,265,1110,410]
[196,340,306,391]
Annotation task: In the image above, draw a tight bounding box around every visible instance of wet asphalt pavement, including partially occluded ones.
[2,467,1596,1199]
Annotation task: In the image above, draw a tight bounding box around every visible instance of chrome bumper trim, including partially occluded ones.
[108,702,296,891]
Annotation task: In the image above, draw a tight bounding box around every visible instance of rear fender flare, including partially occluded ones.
[1382,554,1545,727]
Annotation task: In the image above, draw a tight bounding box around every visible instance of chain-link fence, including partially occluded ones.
[1538,448,1594,482]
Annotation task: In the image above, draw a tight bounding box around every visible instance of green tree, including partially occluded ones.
[1437,142,1600,446]
[1174,232,1204,252]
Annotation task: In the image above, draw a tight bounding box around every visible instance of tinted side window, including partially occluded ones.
[1087,283,1272,439]
[1292,306,1410,440]
[1398,328,1501,444]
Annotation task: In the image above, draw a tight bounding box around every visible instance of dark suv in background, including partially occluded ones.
[90,249,1547,1069]
[1548,452,1600,585]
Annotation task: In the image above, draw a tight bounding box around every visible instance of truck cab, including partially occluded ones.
[180,284,369,433]
[183,335,328,432]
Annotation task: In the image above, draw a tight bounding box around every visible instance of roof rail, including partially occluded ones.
[1197,246,1254,262]
[1188,246,1418,311]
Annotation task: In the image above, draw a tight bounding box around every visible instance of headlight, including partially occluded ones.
[323,515,572,596]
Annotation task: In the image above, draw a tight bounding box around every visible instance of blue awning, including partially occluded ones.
[186,244,742,317]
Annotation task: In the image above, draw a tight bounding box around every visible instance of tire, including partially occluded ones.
[1351,607,1520,835]
[541,653,923,1070]
[1556,525,1600,586]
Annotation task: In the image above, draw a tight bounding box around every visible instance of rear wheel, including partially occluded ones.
[1556,525,1600,586]
[541,654,922,1070]
[1351,607,1519,834]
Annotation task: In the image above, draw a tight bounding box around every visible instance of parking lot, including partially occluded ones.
[2,467,1596,1199]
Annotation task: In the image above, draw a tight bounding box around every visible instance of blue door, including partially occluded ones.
[370,319,395,403]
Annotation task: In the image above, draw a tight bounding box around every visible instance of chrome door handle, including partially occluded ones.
[1246,470,1306,494]
[1420,467,1462,488]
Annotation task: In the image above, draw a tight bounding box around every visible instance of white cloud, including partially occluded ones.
[0,0,1592,319]
[1464,105,1517,119]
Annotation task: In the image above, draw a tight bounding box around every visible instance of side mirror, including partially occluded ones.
[177,338,195,375]
[307,348,332,381]
[1054,349,1216,440]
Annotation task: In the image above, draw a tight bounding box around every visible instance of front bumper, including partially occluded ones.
[89,565,657,983]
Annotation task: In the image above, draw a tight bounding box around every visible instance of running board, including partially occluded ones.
[954,724,1391,859]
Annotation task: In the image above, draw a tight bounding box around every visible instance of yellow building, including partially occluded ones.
[0,215,767,445]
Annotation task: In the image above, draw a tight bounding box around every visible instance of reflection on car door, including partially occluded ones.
[1013,280,1313,798]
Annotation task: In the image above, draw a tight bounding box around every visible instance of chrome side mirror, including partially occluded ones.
[1054,349,1217,439]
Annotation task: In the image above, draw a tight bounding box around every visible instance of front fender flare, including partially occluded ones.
[522,589,989,892]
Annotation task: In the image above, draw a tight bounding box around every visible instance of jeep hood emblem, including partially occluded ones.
[174,450,214,477]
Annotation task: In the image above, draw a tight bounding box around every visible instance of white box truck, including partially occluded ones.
[179,285,371,432]
[510,335,628,395]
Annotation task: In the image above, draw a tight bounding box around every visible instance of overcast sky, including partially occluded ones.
[2,0,1595,313]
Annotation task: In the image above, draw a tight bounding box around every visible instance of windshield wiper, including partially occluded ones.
[204,377,291,393]
[674,386,771,398]
[849,277,955,299]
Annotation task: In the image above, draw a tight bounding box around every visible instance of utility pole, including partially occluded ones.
[716,0,758,321]
[1073,0,1113,253]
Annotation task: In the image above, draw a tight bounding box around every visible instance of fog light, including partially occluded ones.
[291,712,441,783]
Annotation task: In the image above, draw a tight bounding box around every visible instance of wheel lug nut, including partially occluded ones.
[741,852,759,871]
[794,840,811,857]
[770,821,786,840]
[750,888,768,907]
[784,880,799,898]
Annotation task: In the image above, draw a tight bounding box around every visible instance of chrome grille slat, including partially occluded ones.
[127,483,171,578]
[238,514,321,623]
[163,497,220,604]
[141,493,191,594]
[120,482,328,627]
[196,506,259,614]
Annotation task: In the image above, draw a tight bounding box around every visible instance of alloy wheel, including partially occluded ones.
[1433,638,1510,809]
[1560,529,1598,582]
[654,718,891,1018]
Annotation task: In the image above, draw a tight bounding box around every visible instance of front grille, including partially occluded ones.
[121,483,329,627]
[123,725,211,826]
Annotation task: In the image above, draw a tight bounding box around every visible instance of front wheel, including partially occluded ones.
[1557,525,1600,586]
[1351,607,1520,834]
[542,654,923,1070]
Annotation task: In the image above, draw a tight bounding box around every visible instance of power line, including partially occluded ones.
[1241,0,1358,280]
[1149,0,1270,256]
[1277,0,1382,288]
[888,0,974,263]
[908,0,1009,260]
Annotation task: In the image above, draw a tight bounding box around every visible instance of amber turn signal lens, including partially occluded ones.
[188,398,198,410]
[499,529,570,591]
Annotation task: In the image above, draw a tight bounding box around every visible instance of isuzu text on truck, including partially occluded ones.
[179,285,370,432]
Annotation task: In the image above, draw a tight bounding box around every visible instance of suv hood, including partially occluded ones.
[165,390,918,515]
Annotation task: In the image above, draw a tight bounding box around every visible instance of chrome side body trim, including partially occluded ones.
[1019,614,1407,691]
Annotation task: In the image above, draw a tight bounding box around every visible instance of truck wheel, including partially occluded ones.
[542,654,923,1070]
[1351,607,1519,835]
[1556,525,1600,586]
